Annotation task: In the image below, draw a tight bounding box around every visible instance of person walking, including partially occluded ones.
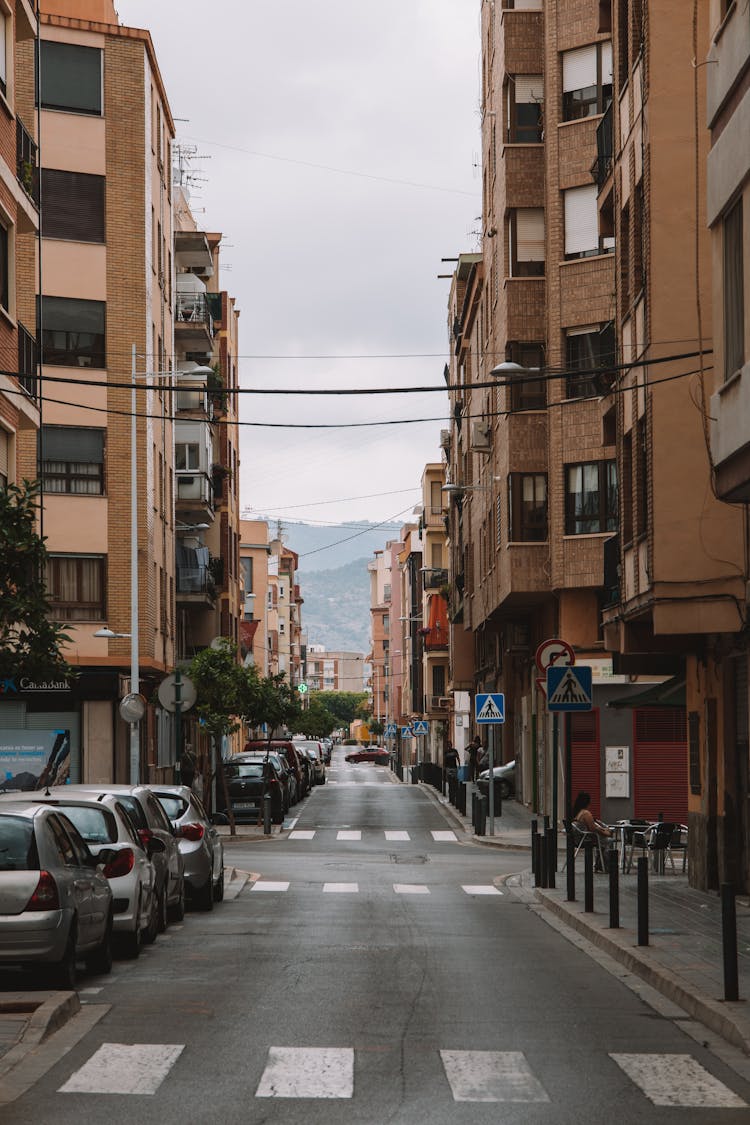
[467,736,482,782]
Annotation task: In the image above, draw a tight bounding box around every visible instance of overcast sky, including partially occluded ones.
[117,1,481,538]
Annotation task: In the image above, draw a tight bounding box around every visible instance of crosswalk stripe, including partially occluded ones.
[431,830,458,842]
[385,830,410,841]
[250,881,290,892]
[393,884,430,894]
[289,830,316,840]
[59,1044,184,1095]
[440,1050,550,1103]
[336,830,362,841]
[610,1054,747,1108]
[256,1047,354,1099]
[323,883,359,893]
[461,885,503,896]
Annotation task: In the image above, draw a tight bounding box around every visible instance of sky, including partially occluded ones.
[116,0,481,536]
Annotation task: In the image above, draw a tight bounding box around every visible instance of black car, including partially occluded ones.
[222,754,289,824]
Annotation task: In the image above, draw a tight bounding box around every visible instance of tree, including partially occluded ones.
[0,481,73,682]
[300,697,337,739]
[310,690,368,727]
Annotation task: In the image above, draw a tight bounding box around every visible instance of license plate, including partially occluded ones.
[233,802,256,809]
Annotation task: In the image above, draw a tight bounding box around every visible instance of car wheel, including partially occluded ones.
[142,888,159,945]
[168,879,185,923]
[156,884,169,933]
[86,913,113,975]
[213,869,225,903]
[193,877,214,912]
[118,909,142,960]
[50,921,78,990]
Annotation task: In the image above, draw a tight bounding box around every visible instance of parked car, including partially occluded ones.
[345,746,390,765]
[0,805,114,987]
[62,785,185,927]
[477,760,516,801]
[293,740,327,785]
[244,740,310,800]
[0,792,157,957]
[149,785,224,910]
[321,738,333,764]
[221,753,290,824]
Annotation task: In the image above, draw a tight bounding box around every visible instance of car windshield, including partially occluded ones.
[0,817,40,870]
[155,794,189,820]
[55,805,116,844]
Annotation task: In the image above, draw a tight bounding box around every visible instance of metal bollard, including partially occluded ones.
[263,793,272,835]
[531,819,538,878]
[637,857,649,945]
[584,841,594,912]
[476,796,487,836]
[721,883,739,1002]
[546,827,556,889]
[539,831,548,888]
[566,830,575,901]
[608,847,620,928]
[533,833,543,888]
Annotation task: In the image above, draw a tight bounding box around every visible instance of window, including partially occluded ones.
[175,442,200,471]
[240,557,253,594]
[279,620,285,635]
[0,427,8,489]
[430,480,442,513]
[724,198,744,380]
[40,297,105,368]
[0,12,6,98]
[279,583,286,599]
[433,665,446,696]
[509,208,545,276]
[382,614,389,632]
[0,220,8,313]
[508,474,548,541]
[564,185,613,259]
[562,41,612,121]
[40,426,104,494]
[40,41,102,115]
[506,342,546,410]
[565,323,616,397]
[636,416,648,536]
[46,554,106,620]
[431,543,443,567]
[565,461,618,534]
[507,75,543,143]
[41,170,105,243]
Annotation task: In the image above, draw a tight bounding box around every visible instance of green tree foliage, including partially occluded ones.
[0,481,73,682]
[310,690,369,726]
[300,697,337,739]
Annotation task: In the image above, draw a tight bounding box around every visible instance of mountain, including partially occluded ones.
[297,557,372,654]
[258,517,402,574]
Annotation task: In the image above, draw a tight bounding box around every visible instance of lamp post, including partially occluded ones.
[93,625,143,782]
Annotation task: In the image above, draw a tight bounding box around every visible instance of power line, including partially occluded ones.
[244,487,420,511]
[298,506,417,559]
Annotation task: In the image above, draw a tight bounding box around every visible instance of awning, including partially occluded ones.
[607,675,686,709]
[422,594,449,650]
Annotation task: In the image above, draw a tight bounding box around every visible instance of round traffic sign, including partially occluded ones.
[534,638,575,674]
[158,673,197,714]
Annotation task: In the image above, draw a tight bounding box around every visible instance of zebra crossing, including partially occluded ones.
[249,879,502,896]
[287,828,459,842]
[57,1043,748,1107]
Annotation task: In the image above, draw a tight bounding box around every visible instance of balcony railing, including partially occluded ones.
[591,103,613,192]
[176,564,215,598]
[16,117,39,206]
[18,323,38,401]
[423,567,448,590]
[175,292,214,336]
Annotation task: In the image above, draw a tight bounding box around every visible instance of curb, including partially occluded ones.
[417,781,533,850]
[534,887,750,1058]
[0,991,80,1082]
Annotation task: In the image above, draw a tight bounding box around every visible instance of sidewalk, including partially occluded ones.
[418,777,750,1056]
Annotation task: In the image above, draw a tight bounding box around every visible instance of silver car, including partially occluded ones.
[0,792,158,957]
[148,786,224,911]
[0,805,113,988]
[294,741,327,785]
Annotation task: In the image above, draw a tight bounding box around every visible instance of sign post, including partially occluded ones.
[475,693,505,836]
[535,639,576,857]
[546,664,593,861]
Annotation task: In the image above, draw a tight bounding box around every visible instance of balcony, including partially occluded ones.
[175,292,214,349]
[174,230,214,277]
[16,117,39,208]
[591,104,613,192]
[423,567,448,591]
[176,470,214,516]
[18,323,38,401]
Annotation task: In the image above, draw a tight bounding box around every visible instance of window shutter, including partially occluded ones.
[562,44,597,92]
[513,75,543,104]
[0,15,7,89]
[42,170,106,243]
[0,428,8,481]
[564,185,598,255]
[601,40,613,85]
[516,208,545,261]
[41,426,104,463]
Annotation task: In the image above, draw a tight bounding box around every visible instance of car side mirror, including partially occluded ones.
[147,836,166,857]
[211,813,229,826]
[93,847,117,868]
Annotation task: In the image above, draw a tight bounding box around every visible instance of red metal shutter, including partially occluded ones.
[633,708,688,823]
[570,709,601,817]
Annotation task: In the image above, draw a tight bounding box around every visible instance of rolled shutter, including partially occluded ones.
[517,208,545,262]
[601,41,613,85]
[570,710,601,817]
[562,45,596,92]
[564,185,598,255]
[0,428,8,482]
[41,426,104,463]
[514,75,543,104]
[41,170,105,243]
[633,708,688,823]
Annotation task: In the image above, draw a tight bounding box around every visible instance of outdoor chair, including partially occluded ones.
[667,824,688,873]
[625,821,678,874]
[563,819,607,870]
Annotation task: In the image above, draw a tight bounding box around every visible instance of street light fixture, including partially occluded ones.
[489,360,540,379]
[94,627,131,639]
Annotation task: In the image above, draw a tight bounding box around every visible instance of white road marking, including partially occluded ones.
[323,883,359,893]
[431,830,458,842]
[78,987,103,995]
[385,830,410,841]
[393,883,430,894]
[59,1043,184,1096]
[289,830,316,840]
[610,1054,747,1108]
[337,830,362,841]
[256,1047,354,1099]
[250,881,290,892]
[285,817,299,830]
[440,1050,550,1103]
[462,885,503,896]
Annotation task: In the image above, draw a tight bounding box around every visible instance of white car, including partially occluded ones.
[477,760,516,800]
[0,792,157,957]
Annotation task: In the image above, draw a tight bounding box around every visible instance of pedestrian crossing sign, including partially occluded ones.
[401,726,413,738]
[385,723,397,737]
[546,665,593,711]
[475,693,505,724]
[412,720,429,736]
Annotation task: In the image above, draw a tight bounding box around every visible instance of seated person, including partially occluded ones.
[571,791,612,839]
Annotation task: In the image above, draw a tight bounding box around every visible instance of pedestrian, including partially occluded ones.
[444,744,460,775]
[572,791,612,872]
[467,736,482,782]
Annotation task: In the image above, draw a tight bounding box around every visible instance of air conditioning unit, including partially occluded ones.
[470,421,491,452]
[439,429,452,451]
[438,696,451,708]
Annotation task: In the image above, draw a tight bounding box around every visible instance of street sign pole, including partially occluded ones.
[174,666,183,785]
[551,712,558,867]
[488,724,495,837]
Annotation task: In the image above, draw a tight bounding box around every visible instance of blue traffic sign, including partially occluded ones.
[401,726,413,739]
[384,723,398,737]
[412,720,429,736]
[475,693,505,724]
[546,665,593,711]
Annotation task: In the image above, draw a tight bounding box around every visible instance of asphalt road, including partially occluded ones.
[4,749,750,1123]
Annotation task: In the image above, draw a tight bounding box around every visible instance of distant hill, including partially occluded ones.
[297,557,372,654]
[258,517,402,574]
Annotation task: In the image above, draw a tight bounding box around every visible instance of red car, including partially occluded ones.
[345,747,390,765]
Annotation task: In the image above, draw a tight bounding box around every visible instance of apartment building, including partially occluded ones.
[239,518,271,673]
[418,464,450,762]
[306,646,366,694]
[266,537,302,685]
[367,548,391,726]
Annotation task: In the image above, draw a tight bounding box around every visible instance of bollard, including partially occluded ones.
[458,783,467,816]
[471,791,477,830]
[637,857,649,945]
[608,847,620,928]
[476,796,487,836]
[531,819,538,878]
[566,829,575,901]
[539,831,548,888]
[584,841,594,912]
[534,833,545,888]
[263,793,272,836]
[545,827,556,889]
[721,883,739,1002]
